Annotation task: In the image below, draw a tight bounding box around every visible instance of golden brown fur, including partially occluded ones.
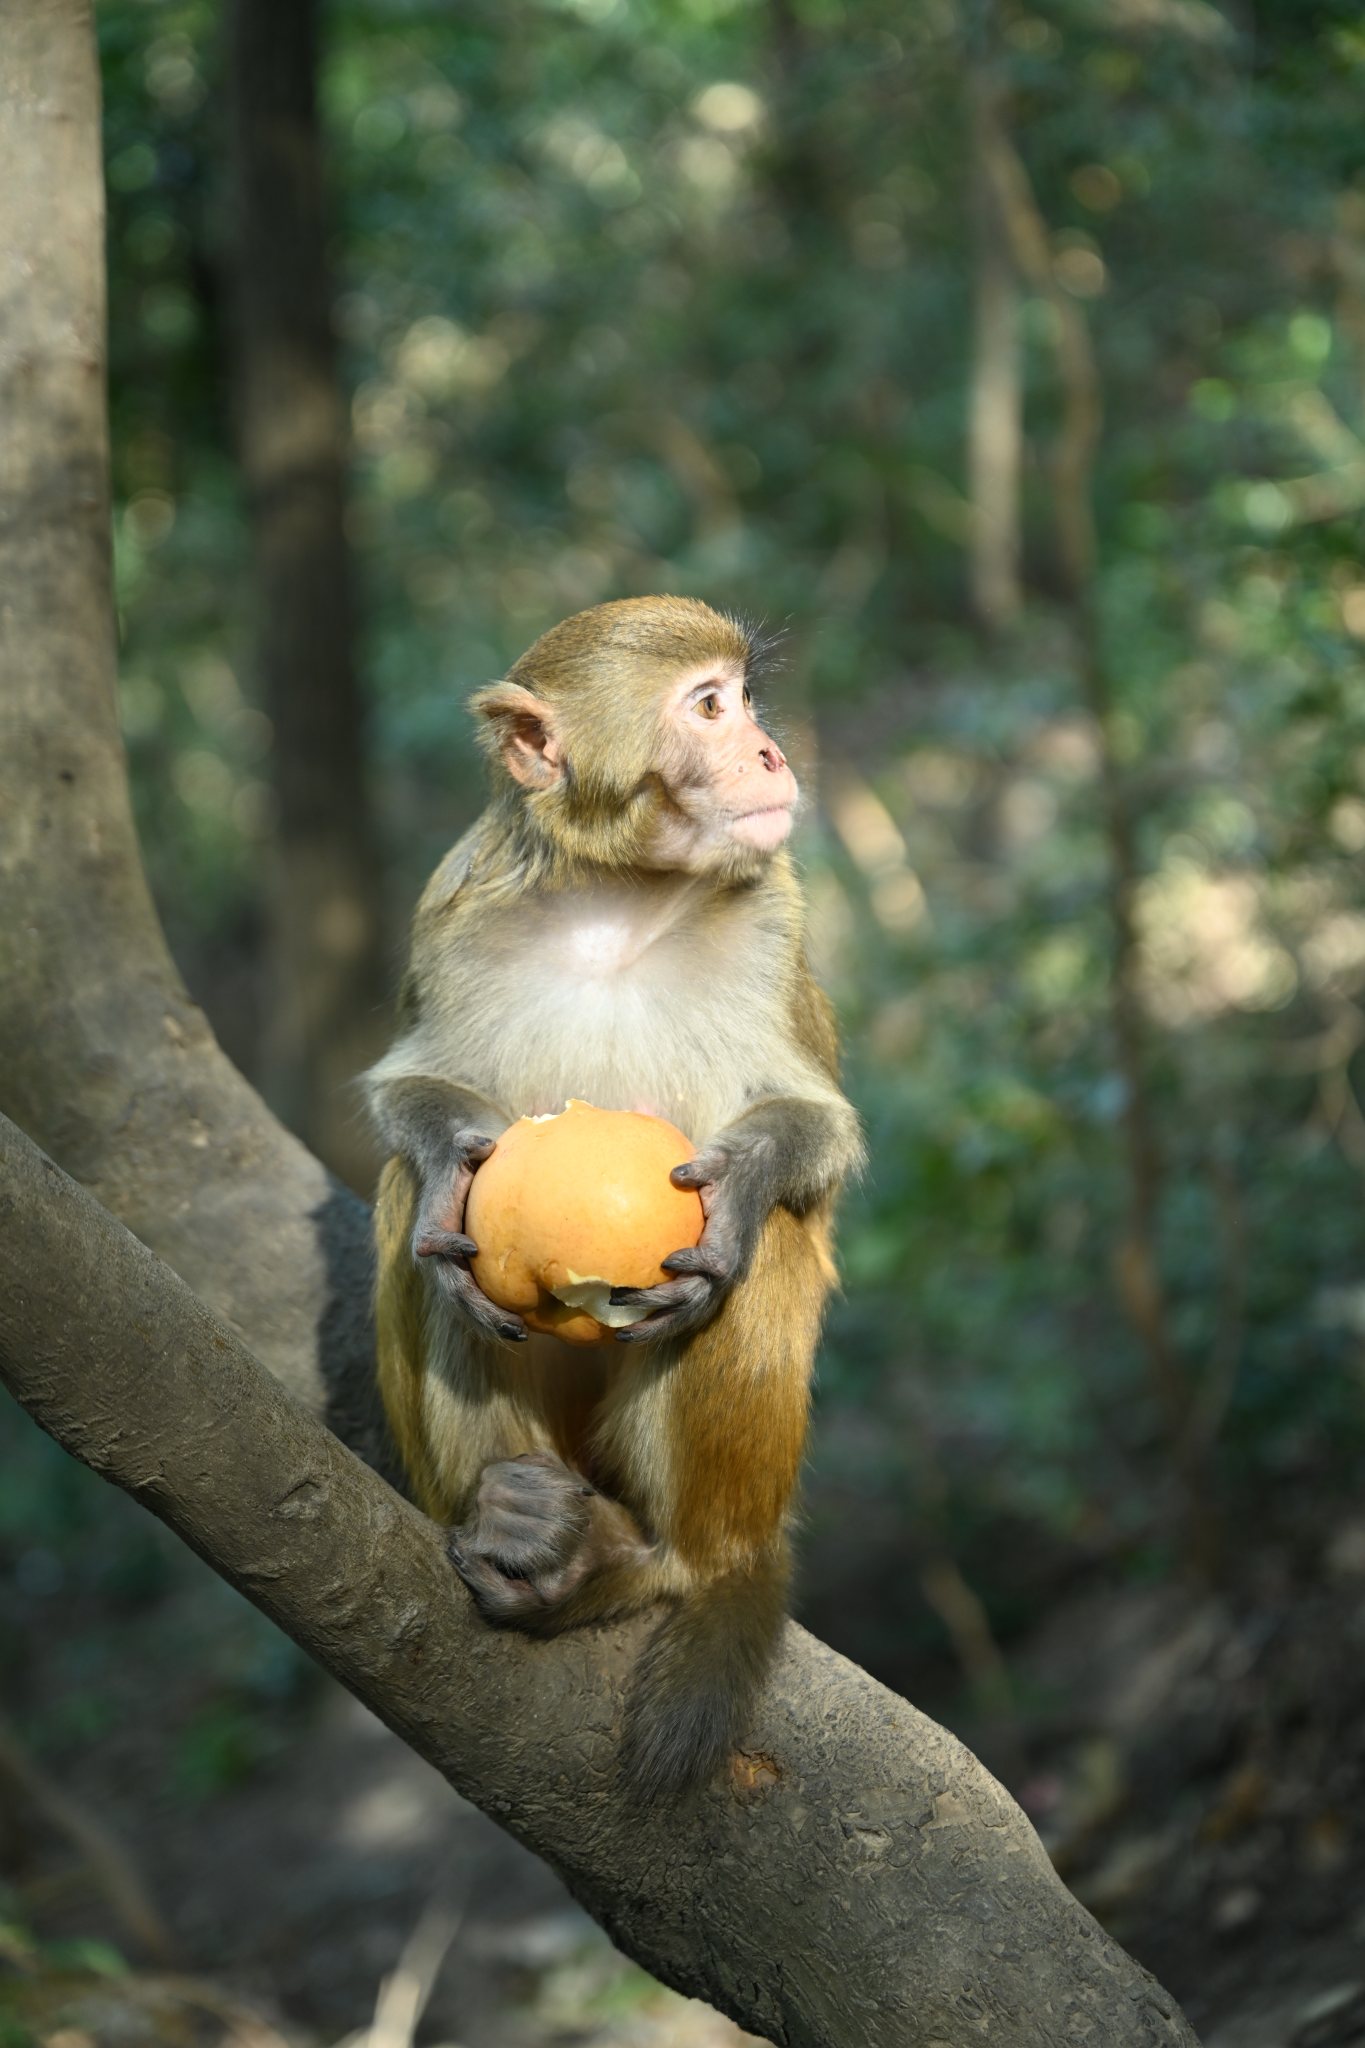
[366,596,861,1796]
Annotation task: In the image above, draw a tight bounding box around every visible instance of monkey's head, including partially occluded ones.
[471,596,798,878]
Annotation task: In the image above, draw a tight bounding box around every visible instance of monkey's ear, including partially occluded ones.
[470,683,564,790]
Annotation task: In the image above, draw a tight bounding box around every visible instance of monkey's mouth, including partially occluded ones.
[726,800,796,850]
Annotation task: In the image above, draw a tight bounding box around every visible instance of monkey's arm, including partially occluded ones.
[611,1090,862,1345]
[368,1071,529,1346]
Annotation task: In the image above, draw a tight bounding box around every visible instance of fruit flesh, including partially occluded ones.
[465,1099,704,1344]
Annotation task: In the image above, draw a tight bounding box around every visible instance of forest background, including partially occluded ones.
[4,1,1365,2044]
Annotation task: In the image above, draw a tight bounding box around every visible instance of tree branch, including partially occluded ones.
[0,1115,1198,2048]
[0,0,383,1465]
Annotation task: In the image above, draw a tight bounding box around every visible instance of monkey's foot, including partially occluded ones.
[448,1451,597,1622]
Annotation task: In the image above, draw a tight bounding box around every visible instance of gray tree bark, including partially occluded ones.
[0,5,1202,2044]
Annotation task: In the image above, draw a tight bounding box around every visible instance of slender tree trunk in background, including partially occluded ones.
[983,130,1220,1577]
[767,0,821,219]
[227,0,386,1194]
[965,4,1023,634]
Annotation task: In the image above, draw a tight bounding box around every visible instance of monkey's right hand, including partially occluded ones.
[412,1133,529,1344]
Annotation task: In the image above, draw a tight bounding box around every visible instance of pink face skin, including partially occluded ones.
[488,659,798,873]
[653,663,799,869]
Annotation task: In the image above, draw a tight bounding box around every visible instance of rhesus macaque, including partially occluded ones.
[366,596,862,1796]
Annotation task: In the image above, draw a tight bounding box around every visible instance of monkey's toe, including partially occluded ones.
[452,1454,595,1586]
[447,1539,544,1620]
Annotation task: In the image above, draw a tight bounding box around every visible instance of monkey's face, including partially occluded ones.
[472,598,797,877]
[648,663,798,872]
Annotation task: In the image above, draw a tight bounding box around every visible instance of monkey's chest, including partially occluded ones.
[461,900,792,1142]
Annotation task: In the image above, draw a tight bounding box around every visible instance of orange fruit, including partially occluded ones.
[465,1099,704,1344]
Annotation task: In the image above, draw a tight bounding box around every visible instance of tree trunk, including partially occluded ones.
[226,0,387,1193]
[965,5,1023,633]
[0,0,384,1462]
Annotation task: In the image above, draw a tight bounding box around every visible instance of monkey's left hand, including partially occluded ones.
[609,1140,767,1345]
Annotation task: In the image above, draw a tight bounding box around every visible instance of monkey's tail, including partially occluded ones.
[622,1544,790,1802]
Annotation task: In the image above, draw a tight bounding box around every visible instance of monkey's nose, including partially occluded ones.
[759,745,786,773]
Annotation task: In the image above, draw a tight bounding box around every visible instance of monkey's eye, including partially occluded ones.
[697,691,723,720]
[742,684,753,709]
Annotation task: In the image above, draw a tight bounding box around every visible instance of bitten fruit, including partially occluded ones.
[465,1099,704,1343]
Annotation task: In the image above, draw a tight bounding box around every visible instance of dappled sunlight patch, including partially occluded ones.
[690,81,765,136]
[1024,715,1101,781]
[1300,913,1365,996]
[1137,869,1297,1024]
[997,777,1059,853]
[336,1771,455,1854]
[1328,798,1365,853]
[394,316,511,402]
[827,770,930,936]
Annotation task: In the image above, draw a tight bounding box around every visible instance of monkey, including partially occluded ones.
[364,595,863,1798]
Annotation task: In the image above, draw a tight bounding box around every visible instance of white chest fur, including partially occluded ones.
[431,876,813,1144]
[560,906,659,978]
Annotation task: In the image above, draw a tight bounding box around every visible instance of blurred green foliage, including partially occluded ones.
[40,0,1365,1658]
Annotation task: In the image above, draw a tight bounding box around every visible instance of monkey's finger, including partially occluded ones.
[462,1133,498,1166]
[607,1277,696,1310]
[447,1540,544,1619]
[429,1262,529,1343]
[613,1277,712,1344]
[670,1156,722,1191]
[414,1229,478,1261]
[660,1243,731,1280]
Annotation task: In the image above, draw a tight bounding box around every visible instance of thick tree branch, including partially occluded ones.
[0,1,383,1464]
[0,1116,1198,2048]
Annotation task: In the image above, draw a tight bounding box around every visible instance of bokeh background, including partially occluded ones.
[5,2,1365,2043]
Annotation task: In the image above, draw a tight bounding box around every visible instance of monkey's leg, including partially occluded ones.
[615,1206,832,1794]
[377,1157,568,1521]
[454,1212,831,1794]
[455,1206,829,1624]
